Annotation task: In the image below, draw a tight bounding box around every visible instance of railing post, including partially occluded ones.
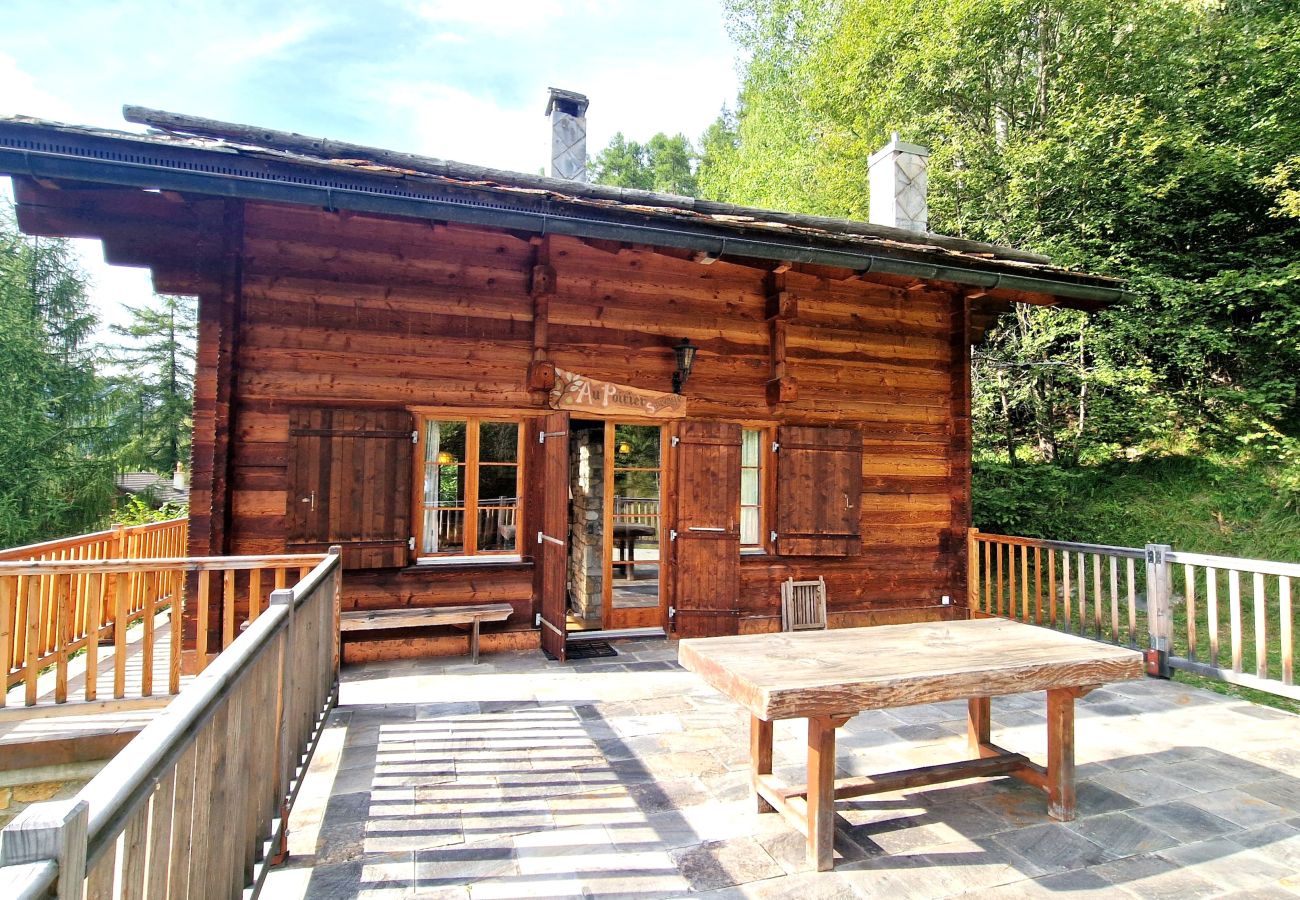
[0,799,88,900]
[268,585,296,867]
[1145,544,1173,678]
[329,545,342,676]
[966,528,980,615]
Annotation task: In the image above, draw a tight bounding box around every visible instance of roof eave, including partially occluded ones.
[0,119,1131,307]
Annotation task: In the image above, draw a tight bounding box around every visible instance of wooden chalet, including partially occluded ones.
[0,100,1125,666]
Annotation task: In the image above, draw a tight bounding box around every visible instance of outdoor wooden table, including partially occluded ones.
[678,618,1145,871]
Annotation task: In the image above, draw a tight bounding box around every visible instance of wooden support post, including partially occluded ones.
[1046,688,1076,821]
[527,235,557,391]
[0,799,89,900]
[764,271,798,404]
[751,715,775,813]
[967,697,990,756]
[1144,544,1173,677]
[806,715,839,872]
[470,617,481,665]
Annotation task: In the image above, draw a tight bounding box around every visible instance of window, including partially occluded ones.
[741,427,765,550]
[418,418,522,558]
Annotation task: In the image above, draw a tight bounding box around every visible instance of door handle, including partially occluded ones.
[300,491,316,511]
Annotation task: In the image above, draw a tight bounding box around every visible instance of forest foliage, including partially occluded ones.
[0,206,195,548]
[602,0,1300,546]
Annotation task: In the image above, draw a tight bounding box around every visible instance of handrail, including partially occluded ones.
[967,531,1145,559]
[1166,550,1300,580]
[0,547,343,899]
[0,553,323,577]
[0,517,186,561]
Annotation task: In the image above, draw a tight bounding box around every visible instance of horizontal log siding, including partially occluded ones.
[218,202,963,635]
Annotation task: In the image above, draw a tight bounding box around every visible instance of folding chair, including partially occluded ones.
[781,575,828,631]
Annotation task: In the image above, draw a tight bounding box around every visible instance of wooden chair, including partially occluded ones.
[781,576,828,631]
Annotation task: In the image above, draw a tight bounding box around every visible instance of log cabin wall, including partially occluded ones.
[221,200,968,654]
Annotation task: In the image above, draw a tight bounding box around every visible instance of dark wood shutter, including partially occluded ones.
[286,407,413,569]
[774,425,863,556]
[671,421,742,637]
[528,412,569,660]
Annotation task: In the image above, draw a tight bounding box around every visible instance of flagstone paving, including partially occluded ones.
[263,639,1300,898]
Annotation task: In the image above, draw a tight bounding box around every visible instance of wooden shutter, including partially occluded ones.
[286,407,413,569]
[671,421,742,637]
[774,425,862,557]
[528,411,569,661]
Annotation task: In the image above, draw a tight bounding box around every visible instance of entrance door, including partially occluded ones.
[670,421,741,637]
[532,411,569,660]
[605,422,666,630]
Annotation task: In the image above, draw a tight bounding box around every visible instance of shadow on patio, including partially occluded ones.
[263,641,1300,899]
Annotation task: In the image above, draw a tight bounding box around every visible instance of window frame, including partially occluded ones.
[413,414,526,561]
[738,424,775,554]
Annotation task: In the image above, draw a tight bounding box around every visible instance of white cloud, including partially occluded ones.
[383,82,548,173]
[411,0,604,30]
[204,15,329,69]
[0,51,79,120]
[72,243,155,334]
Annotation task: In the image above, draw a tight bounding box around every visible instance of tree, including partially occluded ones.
[592,132,700,196]
[0,206,116,547]
[704,0,1300,464]
[108,294,197,475]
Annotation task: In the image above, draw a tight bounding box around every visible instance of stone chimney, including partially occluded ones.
[868,131,930,233]
[545,87,589,182]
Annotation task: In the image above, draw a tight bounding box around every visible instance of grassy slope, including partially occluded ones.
[973,454,1300,712]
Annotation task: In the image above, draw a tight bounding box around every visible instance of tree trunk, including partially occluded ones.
[996,368,1018,467]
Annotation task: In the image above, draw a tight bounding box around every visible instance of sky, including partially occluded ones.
[0,0,741,334]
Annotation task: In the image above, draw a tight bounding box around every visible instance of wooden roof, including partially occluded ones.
[0,107,1126,314]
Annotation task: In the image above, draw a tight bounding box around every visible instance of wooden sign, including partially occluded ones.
[549,368,686,419]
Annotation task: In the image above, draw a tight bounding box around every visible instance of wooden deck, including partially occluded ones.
[263,640,1300,898]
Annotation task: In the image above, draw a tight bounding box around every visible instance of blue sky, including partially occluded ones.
[1,0,740,328]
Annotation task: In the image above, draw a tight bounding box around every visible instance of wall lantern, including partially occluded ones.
[617,441,632,455]
[671,338,697,395]
[436,451,456,466]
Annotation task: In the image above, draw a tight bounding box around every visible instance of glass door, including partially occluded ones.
[604,422,665,630]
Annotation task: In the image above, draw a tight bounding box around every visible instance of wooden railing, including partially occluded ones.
[0,518,188,566]
[968,530,1149,648]
[615,497,660,526]
[0,548,342,899]
[2,552,324,712]
[970,530,1299,702]
[1162,549,1297,699]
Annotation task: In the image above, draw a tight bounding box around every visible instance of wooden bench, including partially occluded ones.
[339,603,514,664]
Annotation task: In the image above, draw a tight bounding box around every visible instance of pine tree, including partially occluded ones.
[108,294,197,475]
[0,206,116,546]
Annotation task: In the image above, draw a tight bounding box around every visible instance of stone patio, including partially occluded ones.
[262,639,1300,898]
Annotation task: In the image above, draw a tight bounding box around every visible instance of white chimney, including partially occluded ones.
[174,462,189,491]
[868,132,930,233]
[545,87,589,182]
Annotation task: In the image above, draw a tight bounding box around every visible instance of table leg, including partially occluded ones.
[967,697,991,755]
[1046,688,1076,820]
[807,715,837,871]
[751,715,774,813]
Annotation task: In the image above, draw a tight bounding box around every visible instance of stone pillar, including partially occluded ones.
[868,131,930,233]
[568,430,604,624]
